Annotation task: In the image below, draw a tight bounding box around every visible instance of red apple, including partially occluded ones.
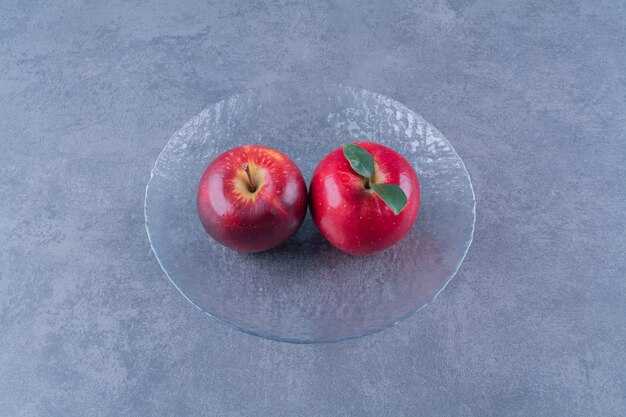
[197,145,307,253]
[309,142,420,256]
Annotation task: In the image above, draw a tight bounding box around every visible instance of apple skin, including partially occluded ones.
[309,142,420,256]
[197,145,307,253]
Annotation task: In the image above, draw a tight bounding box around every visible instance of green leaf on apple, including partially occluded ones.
[370,183,408,215]
[342,143,375,178]
[342,142,409,215]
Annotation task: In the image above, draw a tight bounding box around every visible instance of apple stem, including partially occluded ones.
[242,163,257,192]
[363,177,371,189]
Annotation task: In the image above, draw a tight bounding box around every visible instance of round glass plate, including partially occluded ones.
[145,83,475,343]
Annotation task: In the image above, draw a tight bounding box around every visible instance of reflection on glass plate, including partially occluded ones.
[144,83,475,343]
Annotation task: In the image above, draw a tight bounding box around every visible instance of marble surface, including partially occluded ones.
[1,1,624,416]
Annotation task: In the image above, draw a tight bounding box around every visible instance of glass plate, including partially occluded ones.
[144,83,475,343]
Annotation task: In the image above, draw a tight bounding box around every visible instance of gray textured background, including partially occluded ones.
[1,1,625,416]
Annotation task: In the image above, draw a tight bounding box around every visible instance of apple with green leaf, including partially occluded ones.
[309,142,420,255]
